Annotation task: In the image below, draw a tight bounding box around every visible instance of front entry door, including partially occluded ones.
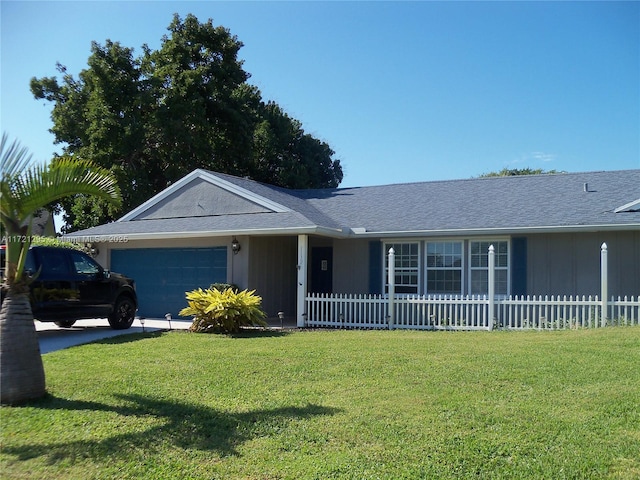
[311,247,333,294]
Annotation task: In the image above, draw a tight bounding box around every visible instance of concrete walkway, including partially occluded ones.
[36,317,191,354]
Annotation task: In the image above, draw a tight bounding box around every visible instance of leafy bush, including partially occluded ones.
[180,287,267,333]
[31,236,83,250]
[209,282,240,293]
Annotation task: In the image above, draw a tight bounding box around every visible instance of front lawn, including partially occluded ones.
[2,328,639,479]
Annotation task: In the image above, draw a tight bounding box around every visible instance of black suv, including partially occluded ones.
[1,246,137,329]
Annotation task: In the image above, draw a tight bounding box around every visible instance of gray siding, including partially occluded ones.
[248,236,297,318]
[330,232,639,298]
[527,231,640,297]
[333,239,371,294]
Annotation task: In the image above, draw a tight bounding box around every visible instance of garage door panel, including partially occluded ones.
[111,247,227,318]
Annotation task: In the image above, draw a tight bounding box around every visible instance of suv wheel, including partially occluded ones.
[54,320,76,328]
[108,296,135,330]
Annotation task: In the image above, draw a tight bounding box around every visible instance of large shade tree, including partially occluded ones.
[30,13,343,233]
[0,134,121,404]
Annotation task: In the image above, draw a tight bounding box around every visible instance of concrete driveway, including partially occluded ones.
[36,317,296,353]
[36,317,191,354]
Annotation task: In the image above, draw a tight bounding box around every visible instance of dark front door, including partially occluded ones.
[311,247,333,294]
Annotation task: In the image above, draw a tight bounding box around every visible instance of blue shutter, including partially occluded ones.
[511,237,527,296]
[369,241,383,294]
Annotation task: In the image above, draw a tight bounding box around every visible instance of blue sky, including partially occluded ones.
[2,1,639,188]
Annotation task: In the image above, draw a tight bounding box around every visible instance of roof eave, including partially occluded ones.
[63,225,347,242]
[62,223,639,243]
[349,223,640,238]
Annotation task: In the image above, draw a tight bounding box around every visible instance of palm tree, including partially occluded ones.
[0,133,121,404]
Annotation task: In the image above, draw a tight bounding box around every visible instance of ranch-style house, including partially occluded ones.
[65,168,640,329]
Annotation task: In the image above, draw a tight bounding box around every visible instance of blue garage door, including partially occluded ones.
[111,247,227,318]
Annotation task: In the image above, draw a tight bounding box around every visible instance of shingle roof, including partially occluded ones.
[294,170,640,234]
[65,169,640,239]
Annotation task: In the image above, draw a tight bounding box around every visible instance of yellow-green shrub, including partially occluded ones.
[179,287,267,333]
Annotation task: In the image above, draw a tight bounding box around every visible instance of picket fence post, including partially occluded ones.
[488,245,495,330]
[388,247,395,330]
[601,243,608,327]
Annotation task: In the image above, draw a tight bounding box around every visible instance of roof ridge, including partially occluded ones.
[335,169,640,190]
[204,167,640,192]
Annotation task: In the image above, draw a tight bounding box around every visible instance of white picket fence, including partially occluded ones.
[498,295,640,329]
[302,243,639,331]
[304,293,640,331]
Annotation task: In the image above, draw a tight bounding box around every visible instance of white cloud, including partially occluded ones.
[529,151,556,162]
[508,151,557,167]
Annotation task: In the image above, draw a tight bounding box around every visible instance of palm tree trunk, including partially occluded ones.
[0,289,46,404]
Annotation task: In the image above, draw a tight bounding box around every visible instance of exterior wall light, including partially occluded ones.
[231,237,241,255]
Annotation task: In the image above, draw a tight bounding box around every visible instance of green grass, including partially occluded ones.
[2,328,639,479]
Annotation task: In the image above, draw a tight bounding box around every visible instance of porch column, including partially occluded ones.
[297,234,309,327]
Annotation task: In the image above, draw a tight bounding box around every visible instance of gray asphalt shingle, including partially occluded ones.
[66,169,640,239]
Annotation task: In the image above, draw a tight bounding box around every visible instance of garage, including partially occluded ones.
[110,247,227,318]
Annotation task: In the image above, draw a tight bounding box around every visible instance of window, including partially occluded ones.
[379,239,511,296]
[70,251,100,276]
[24,251,36,275]
[426,242,462,294]
[41,250,70,276]
[470,241,508,295]
[385,242,419,294]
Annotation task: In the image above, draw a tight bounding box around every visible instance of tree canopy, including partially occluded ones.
[479,167,564,177]
[31,14,343,232]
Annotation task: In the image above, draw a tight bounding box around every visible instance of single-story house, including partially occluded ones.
[64,169,640,325]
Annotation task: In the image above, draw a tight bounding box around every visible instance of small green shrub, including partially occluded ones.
[31,236,83,250]
[180,287,268,333]
[209,282,240,293]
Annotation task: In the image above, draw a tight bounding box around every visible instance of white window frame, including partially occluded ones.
[468,239,510,296]
[383,241,420,295]
[378,238,511,297]
[425,240,464,295]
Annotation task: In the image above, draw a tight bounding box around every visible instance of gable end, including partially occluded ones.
[119,169,290,222]
[131,178,273,220]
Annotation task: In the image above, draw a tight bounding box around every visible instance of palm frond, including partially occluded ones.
[11,158,122,222]
[1,133,122,225]
[1,134,36,224]
[0,133,34,180]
